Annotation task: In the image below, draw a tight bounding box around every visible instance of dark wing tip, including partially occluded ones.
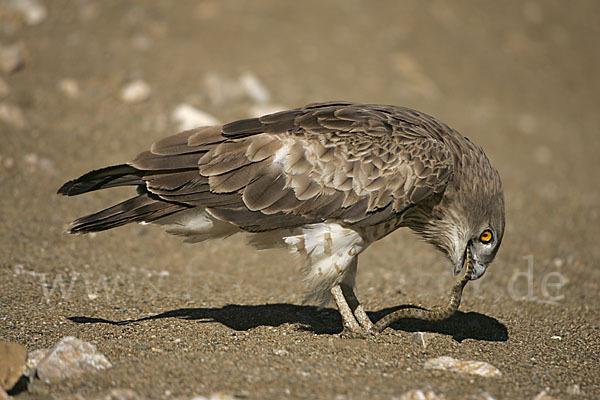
[57,179,76,195]
[57,165,143,196]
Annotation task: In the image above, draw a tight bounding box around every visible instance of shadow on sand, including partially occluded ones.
[68,303,508,342]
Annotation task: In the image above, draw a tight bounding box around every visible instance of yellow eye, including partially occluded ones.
[480,230,493,243]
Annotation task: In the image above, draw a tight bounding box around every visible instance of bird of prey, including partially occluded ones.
[58,102,505,335]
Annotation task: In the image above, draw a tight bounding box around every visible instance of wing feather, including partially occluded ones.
[72,102,455,233]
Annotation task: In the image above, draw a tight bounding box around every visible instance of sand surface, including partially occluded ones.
[1,1,599,399]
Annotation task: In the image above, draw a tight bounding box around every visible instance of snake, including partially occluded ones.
[374,246,475,332]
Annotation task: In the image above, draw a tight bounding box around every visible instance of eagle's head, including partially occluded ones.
[413,146,505,280]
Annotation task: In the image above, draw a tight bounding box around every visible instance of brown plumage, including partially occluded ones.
[59,102,505,335]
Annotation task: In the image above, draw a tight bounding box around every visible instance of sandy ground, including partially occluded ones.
[1,1,599,399]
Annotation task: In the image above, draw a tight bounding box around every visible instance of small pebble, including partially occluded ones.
[57,78,80,99]
[0,102,27,129]
[101,388,141,400]
[25,348,49,378]
[410,332,434,349]
[205,73,244,105]
[191,393,239,400]
[23,152,55,173]
[239,73,270,104]
[0,342,26,391]
[396,389,444,400]
[204,72,271,105]
[172,104,219,131]
[36,337,112,384]
[552,258,564,268]
[566,384,581,395]
[532,390,556,400]
[424,356,502,377]
[0,41,27,74]
[7,0,47,25]
[120,80,151,103]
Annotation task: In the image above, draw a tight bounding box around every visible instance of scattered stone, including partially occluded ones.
[0,77,9,98]
[191,393,239,400]
[103,388,141,400]
[566,384,580,395]
[239,73,270,104]
[172,104,219,131]
[0,41,27,74]
[552,258,564,268]
[7,0,47,25]
[410,332,434,349]
[205,73,244,105]
[395,389,444,400]
[0,342,26,391]
[205,73,272,106]
[23,153,55,173]
[36,337,112,384]
[120,80,151,103]
[476,393,497,400]
[41,388,140,400]
[532,390,555,400]
[57,78,80,99]
[0,102,27,129]
[273,348,288,356]
[25,348,49,378]
[424,356,502,378]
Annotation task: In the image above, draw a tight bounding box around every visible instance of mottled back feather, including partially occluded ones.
[59,102,477,234]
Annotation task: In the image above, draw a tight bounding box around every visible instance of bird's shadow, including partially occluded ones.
[68,303,508,342]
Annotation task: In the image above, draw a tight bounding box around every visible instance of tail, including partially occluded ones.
[57,164,143,196]
[58,164,187,234]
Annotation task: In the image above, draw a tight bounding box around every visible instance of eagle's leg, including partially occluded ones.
[340,284,375,333]
[329,257,374,336]
[330,284,363,335]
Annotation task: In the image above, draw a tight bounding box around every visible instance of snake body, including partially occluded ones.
[374,246,475,332]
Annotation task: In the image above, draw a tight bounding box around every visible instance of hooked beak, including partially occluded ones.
[454,243,487,280]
